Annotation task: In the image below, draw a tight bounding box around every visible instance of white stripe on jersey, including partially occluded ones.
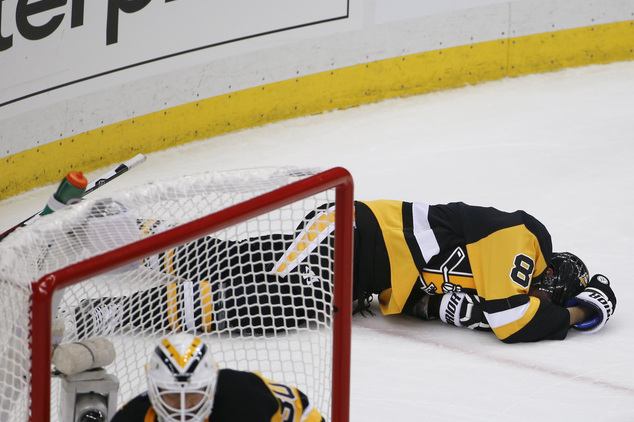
[484,301,531,329]
[412,202,440,263]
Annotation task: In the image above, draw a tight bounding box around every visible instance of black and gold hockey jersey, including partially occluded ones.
[76,201,570,344]
[353,200,571,343]
[111,369,324,422]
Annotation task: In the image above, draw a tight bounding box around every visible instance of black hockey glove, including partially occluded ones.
[569,274,616,334]
[439,292,491,331]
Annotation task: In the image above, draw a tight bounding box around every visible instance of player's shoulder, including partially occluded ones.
[217,368,266,391]
[442,202,551,242]
[217,369,293,405]
[213,369,280,420]
[111,391,153,422]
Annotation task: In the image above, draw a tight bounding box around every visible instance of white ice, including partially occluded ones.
[1,60,633,421]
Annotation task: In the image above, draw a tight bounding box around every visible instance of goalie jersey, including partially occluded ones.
[111,368,324,422]
[354,200,571,343]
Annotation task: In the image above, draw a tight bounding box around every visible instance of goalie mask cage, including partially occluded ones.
[0,167,353,422]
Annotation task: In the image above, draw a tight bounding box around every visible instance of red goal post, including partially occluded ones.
[22,167,353,422]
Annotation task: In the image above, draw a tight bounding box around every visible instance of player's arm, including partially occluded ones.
[479,260,571,343]
[528,284,592,326]
[502,274,616,343]
[498,296,570,343]
[566,274,616,334]
[568,305,595,325]
[404,291,492,331]
[403,288,581,342]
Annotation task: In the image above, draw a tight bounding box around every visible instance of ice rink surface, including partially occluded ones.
[1,60,633,421]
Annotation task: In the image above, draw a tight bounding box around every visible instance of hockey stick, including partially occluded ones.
[0,153,147,242]
[83,153,146,195]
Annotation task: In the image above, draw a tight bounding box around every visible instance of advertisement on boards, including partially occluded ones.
[375,0,512,23]
[0,0,349,109]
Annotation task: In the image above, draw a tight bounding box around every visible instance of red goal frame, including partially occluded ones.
[29,167,354,422]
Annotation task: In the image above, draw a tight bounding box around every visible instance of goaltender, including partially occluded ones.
[111,333,324,422]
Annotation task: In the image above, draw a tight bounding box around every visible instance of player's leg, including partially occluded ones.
[72,236,236,338]
[74,284,168,338]
[215,234,334,334]
[73,231,334,336]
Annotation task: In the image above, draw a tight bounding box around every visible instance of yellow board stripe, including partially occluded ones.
[2,20,632,200]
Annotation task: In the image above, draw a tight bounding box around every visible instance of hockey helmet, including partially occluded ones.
[147,333,218,422]
[533,252,589,306]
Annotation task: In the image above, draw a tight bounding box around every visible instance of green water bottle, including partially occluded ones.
[40,171,88,216]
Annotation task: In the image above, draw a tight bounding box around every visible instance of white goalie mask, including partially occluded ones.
[147,334,218,422]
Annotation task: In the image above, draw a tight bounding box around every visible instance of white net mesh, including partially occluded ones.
[0,167,346,421]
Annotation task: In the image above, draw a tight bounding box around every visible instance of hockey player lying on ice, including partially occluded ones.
[75,199,616,344]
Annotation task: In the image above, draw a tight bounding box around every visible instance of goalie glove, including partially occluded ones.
[439,292,490,331]
[569,274,616,334]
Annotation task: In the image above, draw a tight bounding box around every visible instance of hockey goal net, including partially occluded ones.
[0,167,353,422]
